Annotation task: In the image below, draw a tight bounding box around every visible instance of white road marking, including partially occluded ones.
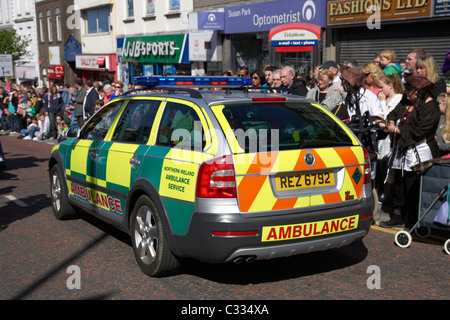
[4,195,28,207]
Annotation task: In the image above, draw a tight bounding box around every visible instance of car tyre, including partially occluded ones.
[131,195,180,277]
[50,164,77,220]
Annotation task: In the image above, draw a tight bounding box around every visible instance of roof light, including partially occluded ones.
[133,76,252,88]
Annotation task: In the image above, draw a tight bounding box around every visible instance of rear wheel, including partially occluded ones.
[50,164,77,220]
[130,195,180,277]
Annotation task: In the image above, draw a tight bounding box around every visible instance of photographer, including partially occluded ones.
[378,73,440,228]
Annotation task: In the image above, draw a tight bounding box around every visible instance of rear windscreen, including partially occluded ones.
[220,103,354,152]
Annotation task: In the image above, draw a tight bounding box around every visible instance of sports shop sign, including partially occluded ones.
[121,34,188,64]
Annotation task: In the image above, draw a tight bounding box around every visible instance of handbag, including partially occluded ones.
[434,183,450,226]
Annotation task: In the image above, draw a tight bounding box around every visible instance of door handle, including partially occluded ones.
[90,151,98,160]
[130,155,140,168]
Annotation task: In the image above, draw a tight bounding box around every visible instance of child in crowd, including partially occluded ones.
[58,118,71,142]
[19,115,38,140]
[94,99,104,113]
[34,113,50,141]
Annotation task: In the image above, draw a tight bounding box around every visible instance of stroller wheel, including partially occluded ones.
[414,226,431,239]
[444,239,450,255]
[395,230,412,248]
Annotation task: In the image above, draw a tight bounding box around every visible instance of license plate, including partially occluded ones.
[275,170,335,191]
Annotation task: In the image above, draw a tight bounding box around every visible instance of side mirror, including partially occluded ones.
[66,127,79,138]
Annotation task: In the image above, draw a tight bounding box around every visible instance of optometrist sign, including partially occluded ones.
[224,0,327,34]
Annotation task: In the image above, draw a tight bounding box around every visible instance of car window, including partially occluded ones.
[112,100,160,144]
[80,101,123,141]
[219,103,354,152]
[156,101,203,150]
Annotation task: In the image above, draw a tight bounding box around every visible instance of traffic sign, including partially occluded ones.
[0,54,13,77]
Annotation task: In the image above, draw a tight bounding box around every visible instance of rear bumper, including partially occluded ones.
[172,194,373,263]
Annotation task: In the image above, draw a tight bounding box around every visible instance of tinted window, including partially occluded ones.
[80,101,123,140]
[157,102,203,150]
[112,100,160,144]
[220,103,353,152]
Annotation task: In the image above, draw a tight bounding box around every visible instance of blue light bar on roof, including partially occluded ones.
[133,76,252,87]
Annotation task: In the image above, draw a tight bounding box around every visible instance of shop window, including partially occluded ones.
[86,7,110,34]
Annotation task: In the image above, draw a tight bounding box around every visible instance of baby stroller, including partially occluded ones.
[394,158,450,254]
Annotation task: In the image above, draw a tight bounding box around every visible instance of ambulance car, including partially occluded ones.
[48,76,374,277]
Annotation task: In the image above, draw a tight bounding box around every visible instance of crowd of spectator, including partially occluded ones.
[0,78,125,142]
[234,48,449,230]
[1,48,449,230]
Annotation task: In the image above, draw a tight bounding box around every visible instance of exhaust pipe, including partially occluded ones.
[232,255,256,264]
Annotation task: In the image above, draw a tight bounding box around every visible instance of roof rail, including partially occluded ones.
[123,86,203,99]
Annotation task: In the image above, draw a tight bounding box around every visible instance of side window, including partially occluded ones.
[80,101,123,140]
[112,100,160,144]
[157,102,203,150]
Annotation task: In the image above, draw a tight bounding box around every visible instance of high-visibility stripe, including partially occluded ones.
[235,146,365,213]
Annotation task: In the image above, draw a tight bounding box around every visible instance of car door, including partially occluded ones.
[94,98,162,220]
[66,100,124,212]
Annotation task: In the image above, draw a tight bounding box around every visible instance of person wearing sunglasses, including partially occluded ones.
[110,81,124,101]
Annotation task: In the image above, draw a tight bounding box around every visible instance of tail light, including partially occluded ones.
[196,155,237,198]
[363,147,371,184]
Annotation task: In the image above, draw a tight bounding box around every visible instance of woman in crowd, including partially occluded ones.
[251,70,266,88]
[378,73,441,229]
[306,69,342,112]
[47,85,64,139]
[361,62,384,96]
[375,74,404,218]
[415,55,447,99]
[435,93,450,157]
[110,81,124,101]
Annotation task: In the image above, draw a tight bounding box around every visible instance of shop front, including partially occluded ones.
[75,54,117,83]
[117,34,190,87]
[327,0,450,72]
[222,0,327,75]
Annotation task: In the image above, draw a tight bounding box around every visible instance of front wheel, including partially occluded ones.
[130,195,180,277]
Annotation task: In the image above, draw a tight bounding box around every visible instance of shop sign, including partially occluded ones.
[47,65,64,79]
[197,12,225,30]
[0,54,13,77]
[76,55,110,70]
[328,0,432,25]
[121,34,189,64]
[270,23,321,47]
[434,0,450,15]
[224,0,327,34]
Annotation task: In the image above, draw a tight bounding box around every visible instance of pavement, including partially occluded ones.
[0,131,59,146]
